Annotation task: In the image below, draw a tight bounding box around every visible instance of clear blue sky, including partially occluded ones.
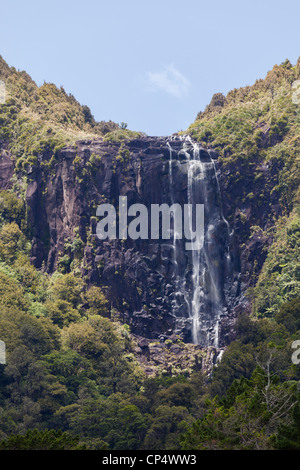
[1,0,300,136]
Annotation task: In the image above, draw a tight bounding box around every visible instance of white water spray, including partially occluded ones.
[167,135,232,347]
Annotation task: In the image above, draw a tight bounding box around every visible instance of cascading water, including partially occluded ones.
[167,139,192,330]
[167,135,232,347]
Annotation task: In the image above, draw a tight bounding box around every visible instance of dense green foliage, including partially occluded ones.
[0,55,142,178]
[252,208,300,317]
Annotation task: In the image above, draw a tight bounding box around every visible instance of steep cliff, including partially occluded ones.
[20,135,242,346]
[1,56,300,351]
[0,132,279,347]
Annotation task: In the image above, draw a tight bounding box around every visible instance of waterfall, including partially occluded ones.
[167,139,191,327]
[167,135,232,347]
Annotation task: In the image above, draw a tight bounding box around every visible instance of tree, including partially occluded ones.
[143,405,193,450]
[0,222,28,263]
[51,272,84,309]
[82,105,94,125]
[181,350,298,450]
[84,286,109,316]
[153,383,196,410]
[254,348,298,437]
[45,298,81,328]
[275,298,300,333]
[272,396,300,449]
[0,429,84,450]
[0,273,28,311]
[0,190,25,229]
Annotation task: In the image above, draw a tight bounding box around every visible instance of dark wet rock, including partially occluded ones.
[0,144,14,190]
[0,134,281,348]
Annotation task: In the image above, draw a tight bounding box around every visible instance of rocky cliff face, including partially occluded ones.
[0,133,279,347]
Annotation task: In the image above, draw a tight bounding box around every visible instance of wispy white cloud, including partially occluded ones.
[146,64,190,98]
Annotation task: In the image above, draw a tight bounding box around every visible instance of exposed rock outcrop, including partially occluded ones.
[0,134,279,347]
